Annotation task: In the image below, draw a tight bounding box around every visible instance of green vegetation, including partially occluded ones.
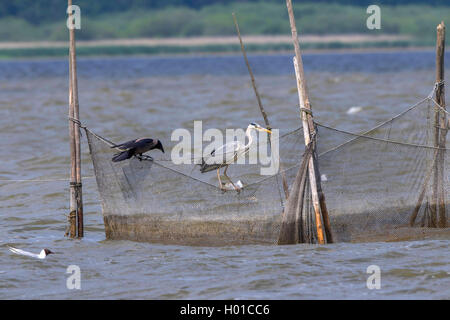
[0,1,447,58]
[1,1,448,22]
[0,1,449,41]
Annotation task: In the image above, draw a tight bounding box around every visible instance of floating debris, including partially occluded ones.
[346,106,363,115]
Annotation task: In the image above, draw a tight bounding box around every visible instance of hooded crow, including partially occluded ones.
[111,138,164,162]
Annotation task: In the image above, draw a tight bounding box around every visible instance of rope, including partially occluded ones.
[68,116,86,137]
[244,133,319,188]
[244,82,447,187]
[300,107,313,116]
[430,80,445,97]
[150,160,223,190]
[84,127,116,148]
[429,97,449,115]
[317,83,443,158]
[69,182,83,187]
[68,116,86,129]
[81,82,446,191]
[68,117,123,149]
[0,176,95,183]
[1,119,98,183]
[316,122,449,151]
[6,83,443,188]
[424,80,448,115]
[105,126,305,163]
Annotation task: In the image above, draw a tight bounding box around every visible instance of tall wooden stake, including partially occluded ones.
[410,23,447,228]
[435,22,447,228]
[68,60,77,238]
[68,0,83,238]
[287,0,333,244]
[232,12,290,200]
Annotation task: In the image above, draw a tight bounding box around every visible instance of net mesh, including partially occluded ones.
[85,88,449,245]
[316,92,448,240]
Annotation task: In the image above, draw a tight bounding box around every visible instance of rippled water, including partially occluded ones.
[0,51,449,299]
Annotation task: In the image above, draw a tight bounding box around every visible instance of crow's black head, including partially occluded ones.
[155,140,164,153]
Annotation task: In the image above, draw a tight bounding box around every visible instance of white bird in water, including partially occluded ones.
[8,246,54,259]
[200,122,271,191]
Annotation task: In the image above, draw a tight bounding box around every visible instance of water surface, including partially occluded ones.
[0,51,449,299]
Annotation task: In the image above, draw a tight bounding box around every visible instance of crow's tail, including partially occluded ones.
[112,150,133,162]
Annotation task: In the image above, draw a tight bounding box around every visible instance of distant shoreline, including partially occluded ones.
[0,34,434,59]
[0,34,412,49]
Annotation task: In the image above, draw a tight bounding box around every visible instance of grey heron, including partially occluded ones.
[200,122,271,191]
[111,138,164,162]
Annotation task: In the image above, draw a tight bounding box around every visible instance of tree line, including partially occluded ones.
[0,0,448,24]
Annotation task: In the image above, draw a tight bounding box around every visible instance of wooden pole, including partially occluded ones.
[232,12,290,200]
[232,13,270,128]
[287,0,333,244]
[68,0,83,238]
[410,22,447,229]
[292,57,325,244]
[410,23,447,228]
[68,60,77,238]
[435,22,447,228]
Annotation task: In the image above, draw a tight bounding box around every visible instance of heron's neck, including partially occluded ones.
[245,127,254,149]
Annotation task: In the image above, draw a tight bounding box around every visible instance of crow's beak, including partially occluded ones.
[159,144,165,153]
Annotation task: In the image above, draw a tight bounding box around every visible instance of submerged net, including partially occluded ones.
[85,84,449,245]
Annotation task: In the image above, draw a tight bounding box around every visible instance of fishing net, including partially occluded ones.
[85,84,449,245]
[86,125,303,245]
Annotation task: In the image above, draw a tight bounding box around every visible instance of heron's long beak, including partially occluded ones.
[260,128,271,134]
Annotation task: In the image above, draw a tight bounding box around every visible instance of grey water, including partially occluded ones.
[0,50,449,299]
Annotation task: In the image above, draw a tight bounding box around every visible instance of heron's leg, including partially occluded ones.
[216,168,224,189]
[223,165,239,192]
